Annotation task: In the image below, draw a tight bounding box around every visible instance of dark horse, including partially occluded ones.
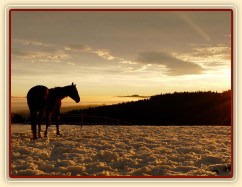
[27,83,80,139]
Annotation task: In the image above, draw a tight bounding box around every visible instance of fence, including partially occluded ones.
[60,113,124,125]
[11,113,128,126]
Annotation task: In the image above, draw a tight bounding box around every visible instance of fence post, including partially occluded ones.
[81,114,83,127]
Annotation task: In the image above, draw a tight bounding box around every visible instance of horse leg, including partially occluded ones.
[55,102,61,136]
[37,109,45,139]
[56,112,61,136]
[30,110,37,139]
[44,113,51,137]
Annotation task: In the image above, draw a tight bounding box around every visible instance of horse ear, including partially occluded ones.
[72,82,74,86]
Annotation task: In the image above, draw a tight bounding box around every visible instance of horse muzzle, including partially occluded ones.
[75,98,80,103]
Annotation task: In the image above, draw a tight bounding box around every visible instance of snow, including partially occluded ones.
[10,124,231,177]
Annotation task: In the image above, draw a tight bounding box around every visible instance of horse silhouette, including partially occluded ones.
[27,83,80,139]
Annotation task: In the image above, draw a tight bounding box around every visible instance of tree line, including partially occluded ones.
[65,90,231,126]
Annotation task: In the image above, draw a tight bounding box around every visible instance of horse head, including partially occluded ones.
[68,83,80,103]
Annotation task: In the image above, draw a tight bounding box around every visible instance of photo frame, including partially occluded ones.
[3,2,238,185]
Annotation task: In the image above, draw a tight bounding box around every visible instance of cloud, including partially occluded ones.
[13,38,130,65]
[64,44,92,52]
[12,48,31,57]
[121,64,152,73]
[12,39,72,63]
[119,60,137,65]
[174,45,231,67]
[94,49,117,61]
[194,46,230,57]
[13,38,49,47]
[136,51,204,76]
[12,38,121,69]
[12,48,71,63]
[65,44,118,61]
[67,62,76,66]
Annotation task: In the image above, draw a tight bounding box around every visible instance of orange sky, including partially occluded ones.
[10,10,232,109]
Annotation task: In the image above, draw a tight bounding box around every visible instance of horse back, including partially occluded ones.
[27,85,49,111]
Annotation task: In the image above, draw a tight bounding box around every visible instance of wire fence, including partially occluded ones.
[12,113,129,126]
[60,113,125,126]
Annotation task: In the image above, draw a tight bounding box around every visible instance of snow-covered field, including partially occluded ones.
[10,124,232,177]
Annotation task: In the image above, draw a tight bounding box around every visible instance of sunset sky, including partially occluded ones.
[11,10,232,108]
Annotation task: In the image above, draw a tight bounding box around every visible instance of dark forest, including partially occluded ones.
[64,90,231,126]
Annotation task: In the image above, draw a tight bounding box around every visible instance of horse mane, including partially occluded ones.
[48,83,79,103]
[49,85,71,99]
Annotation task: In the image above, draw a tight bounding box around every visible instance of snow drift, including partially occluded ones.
[10,125,231,177]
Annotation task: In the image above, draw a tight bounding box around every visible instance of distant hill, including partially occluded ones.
[117,94,150,98]
[66,90,231,126]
